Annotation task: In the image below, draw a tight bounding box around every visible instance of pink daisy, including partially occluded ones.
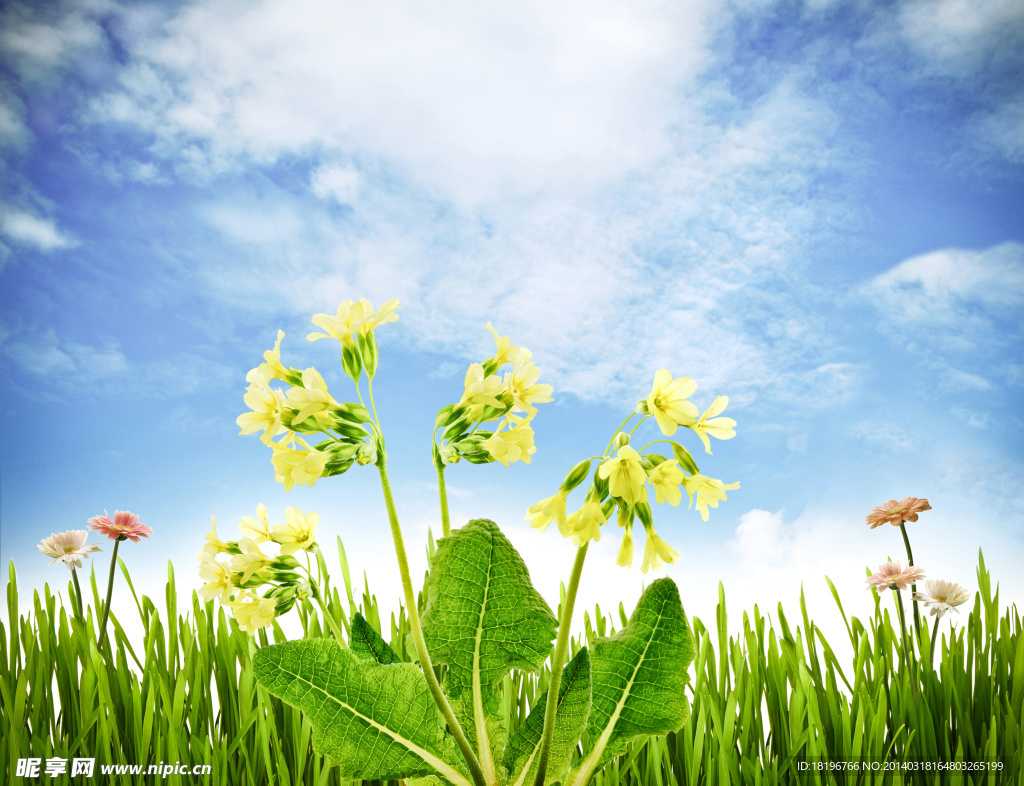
[87,509,153,543]
[865,497,932,529]
[866,560,926,592]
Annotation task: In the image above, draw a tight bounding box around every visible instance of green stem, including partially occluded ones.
[892,587,914,677]
[97,538,122,648]
[367,377,382,428]
[930,615,940,670]
[604,414,636,455]
[376,460,487,786]
[70,568,84,624]
[435,458,453,538]
[533,543,589,786]
[899,522,922,644]
[314,593,348,649]
[627,414,649,439]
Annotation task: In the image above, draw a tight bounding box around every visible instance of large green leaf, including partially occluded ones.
[349,612,401,665]
[253,638,469,784]
[420,518,558,779]
[567,578,694,786]
[502,647,592,786]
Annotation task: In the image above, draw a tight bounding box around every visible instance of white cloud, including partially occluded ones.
[897,0,1024,80]
[0,92,31,149]
[951,406,989,430]
[864,242,1024,353]
[0,0,112,85]
[91,0,719,205]
[852,421,918,453]
[0,207,75,251]
[729,508,790,564]
[2,328,126,379]
[968,97,1024,165]
[311,165,360,205]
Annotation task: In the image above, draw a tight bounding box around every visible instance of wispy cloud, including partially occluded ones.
[0,206,75,251]
[864,243,1024,354]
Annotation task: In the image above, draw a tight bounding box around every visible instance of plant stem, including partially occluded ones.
[70,568,84,624]
[435,458,452,538]
[97,538,122,648]
[533,542,589,786]
[376,460,487,786]
[892,587,914,677]
[899,522,922,642]
[314,593,348,649]
[930,615,940,669]
[604,414,635,455]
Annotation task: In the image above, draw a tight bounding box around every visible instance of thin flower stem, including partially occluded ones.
[71,568,85,624]
[930,615,940,669]
[899,522,923,642]
[367,377,382,428]
[604,414,636,455]
[892,587,915,678]
[533,542,589,786]
[435,458,452,538]
[627,414,649,439]
[97,538,122,648]
[376,460,487,786]
[314,593,348,649]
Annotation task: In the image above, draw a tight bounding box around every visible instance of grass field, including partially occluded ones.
[2,539,1020,785]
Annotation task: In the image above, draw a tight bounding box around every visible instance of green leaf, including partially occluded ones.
[350,612,401,665]
[502,647,592,786]
[421,518,558,777]
[567,578,695,786]
[253,638,468,784]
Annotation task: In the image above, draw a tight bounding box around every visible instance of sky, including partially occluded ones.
[1,0,1023,662]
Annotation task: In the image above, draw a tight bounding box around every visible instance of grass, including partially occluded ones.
[1,541,1020,785]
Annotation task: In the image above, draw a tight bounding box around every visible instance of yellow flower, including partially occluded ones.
[485,322,520,366]
[239,503,273,543]
[198,551,234,604]
[504,349,553,416]
[681,473,740,521]
[691,396,737,455]
[201,516,231,557]
[307,300,372,346]
[458,363,506,419]
[641,526,679,574]
[597,446,648,505]
[484,417,536,466]
[616,524,634,568]
[229,592,278,634]
[230,538,273,584]
[563,500,605,546]
[287,367,343,425]
[272,506,320,554]
[646,369,698,436]
[647,460,686,506]
[359,298,400,336]
[237,369,289,445]
[525,489,570,533]
[271,440,330,492]
[257,330,290,381]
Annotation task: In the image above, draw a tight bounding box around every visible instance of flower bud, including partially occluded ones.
[559,458,594,492]
[636,399,650,415]
[439,444,462,465]
[612,431,630,449]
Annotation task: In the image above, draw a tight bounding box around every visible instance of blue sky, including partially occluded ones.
[2,0,1022,652]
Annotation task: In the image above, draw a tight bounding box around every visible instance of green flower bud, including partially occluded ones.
[636,399,650,415]
[612,431,631,449]
[341,343,363,382]
[634,501,654,529]
[439,444,462,465]
[358,331,379,379]
[559,458,594,492]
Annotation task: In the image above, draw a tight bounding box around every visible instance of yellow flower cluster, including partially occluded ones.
[198,505,319,634]
[237,298,397,492]
[526,368,740,573]
[435,323,553,469]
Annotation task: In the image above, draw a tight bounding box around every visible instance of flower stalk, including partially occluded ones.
[376,459,487,786]
[97,538,122,648]
[899,522,922,639]
[533,542,589,786]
